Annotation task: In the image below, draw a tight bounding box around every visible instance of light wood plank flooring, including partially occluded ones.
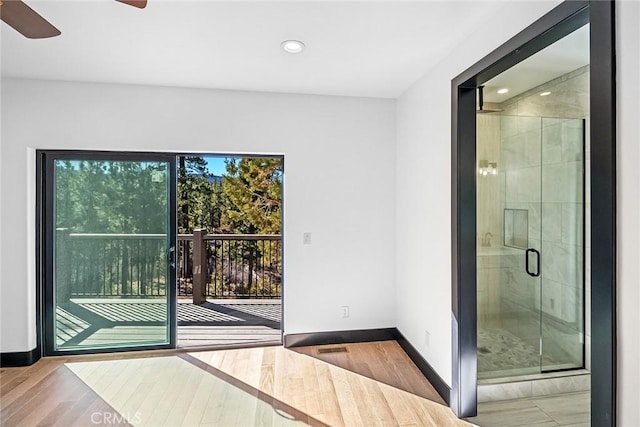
[291,341,445,405]
[1,341,465,427]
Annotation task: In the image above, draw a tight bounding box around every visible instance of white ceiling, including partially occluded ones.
[483,23,589,103]
[1,1,509,98]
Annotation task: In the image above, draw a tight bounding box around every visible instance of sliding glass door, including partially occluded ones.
[43,152,176,354]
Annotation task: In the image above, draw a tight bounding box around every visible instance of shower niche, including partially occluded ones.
[504,208,528,249]
[477,113,585,380]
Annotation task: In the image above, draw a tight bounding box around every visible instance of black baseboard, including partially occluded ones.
[284,327,397,348]
[393,329,451,405]
[283,327,451,405]
[1,347,41,367]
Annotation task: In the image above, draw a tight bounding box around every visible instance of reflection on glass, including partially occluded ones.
[54,160,170,351]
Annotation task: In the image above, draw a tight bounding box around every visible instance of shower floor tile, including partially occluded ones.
[478,328,561,378]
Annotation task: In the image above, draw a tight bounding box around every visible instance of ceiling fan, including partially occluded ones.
[0,0,146,39]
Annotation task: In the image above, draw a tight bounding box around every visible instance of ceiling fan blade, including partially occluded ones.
[116,0,147,9]
[0,0,60,39]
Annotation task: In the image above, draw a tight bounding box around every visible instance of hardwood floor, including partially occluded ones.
[0,358,129,426]
[1,340,466,426]
[189,341,462,426]
[291,341,445,405]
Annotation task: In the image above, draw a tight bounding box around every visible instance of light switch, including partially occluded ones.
[303,232,312,245]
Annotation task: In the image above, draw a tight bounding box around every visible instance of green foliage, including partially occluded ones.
[54,160,170,296]
[178,156,283,297]
[178,156,282,235]
[221,158,282,234]
[55,160,168,233]
[55,156,282,298]
[57,156,283,235]
[178,156,225,234]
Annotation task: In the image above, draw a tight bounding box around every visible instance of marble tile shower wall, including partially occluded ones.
[477,66,589,372]
[477,114,503,328]
[500,116,584,362]
[504,67,588,370]
[500,114,543,351]
[477,114,502,246]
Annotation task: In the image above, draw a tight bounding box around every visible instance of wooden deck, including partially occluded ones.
[56,298,281,350]
[177,299,281,347]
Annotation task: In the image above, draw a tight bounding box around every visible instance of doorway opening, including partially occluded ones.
[471,55,591,424]
[175,155,283,348]
[476,28,589,379]
[451,1,615,424]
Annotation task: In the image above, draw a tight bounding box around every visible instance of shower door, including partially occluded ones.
[476,114,584,379]
[539,117,585,372]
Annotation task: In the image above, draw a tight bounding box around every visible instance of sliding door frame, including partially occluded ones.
[37,150,285,357]
[451,1,616,423]
[39,150,178,356]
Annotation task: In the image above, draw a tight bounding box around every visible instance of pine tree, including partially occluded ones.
[221,158,282,291]
[177,156,223,233]
[221,158,282,234]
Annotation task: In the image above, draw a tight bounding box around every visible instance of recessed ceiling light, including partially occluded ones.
[540,91,551,96]
[497,88,509,94]
[281,40,305,54]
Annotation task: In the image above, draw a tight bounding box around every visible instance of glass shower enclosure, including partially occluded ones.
[477,114,585,379]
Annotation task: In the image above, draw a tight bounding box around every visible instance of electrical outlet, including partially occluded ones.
[425,330,430,347]
[341,306,350,318]
[303,232,312,245]
[550,298,555,310]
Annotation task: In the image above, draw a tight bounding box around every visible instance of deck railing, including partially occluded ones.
[178,231,282,302]
[57,230,168,299]
[57,229,282,302]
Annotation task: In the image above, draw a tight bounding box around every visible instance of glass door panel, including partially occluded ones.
[540,118,585,371]
[45,153,176,353]
[477,114,586,379]
[477,114,543,379]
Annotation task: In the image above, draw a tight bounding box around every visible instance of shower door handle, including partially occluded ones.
[525,248,541,277]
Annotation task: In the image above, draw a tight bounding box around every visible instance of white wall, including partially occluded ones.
[0,79,397,352]
[395,0,561,386]
[616,1,640,425]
